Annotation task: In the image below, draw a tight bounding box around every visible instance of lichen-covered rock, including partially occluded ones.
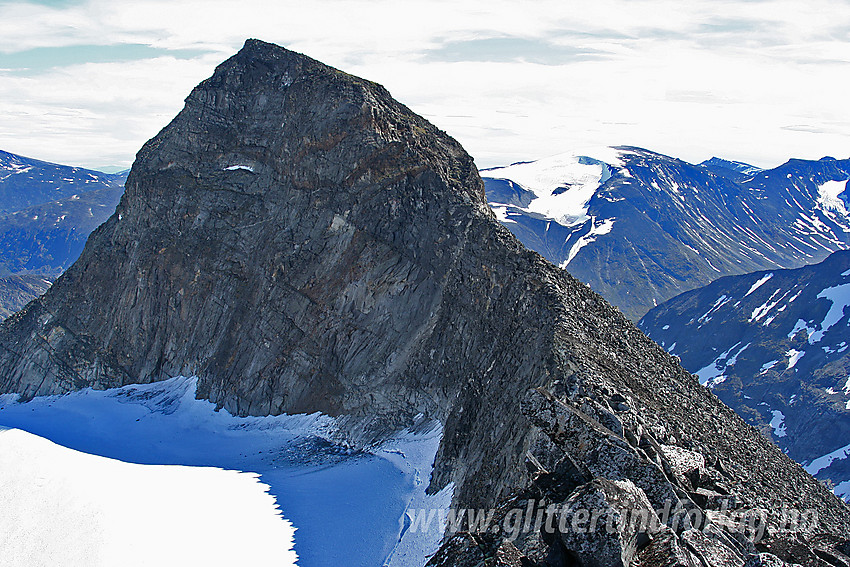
[633,528,701,567]
[556,478,661,567]
[424,534,526,567]
[680,528,744,566]
[743,553,801,567]
[659,444,705,489]
[426,533,488,567]
[522,387,680,510]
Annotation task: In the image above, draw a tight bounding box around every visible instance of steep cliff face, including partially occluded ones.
[0,40,848,564]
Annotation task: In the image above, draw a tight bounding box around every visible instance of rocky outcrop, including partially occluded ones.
[432,384,850,566]
[0,40,848,565]
[555,478,661,567]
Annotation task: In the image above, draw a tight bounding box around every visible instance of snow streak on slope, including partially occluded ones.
[0,377,448,567]
[812,283,850,343]
[745,273,773,297]
[562,217,615,267]
[818,180,849,216]
[805,441,850,476]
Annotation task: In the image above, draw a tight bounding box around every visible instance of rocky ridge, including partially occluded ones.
[0,40,847,565]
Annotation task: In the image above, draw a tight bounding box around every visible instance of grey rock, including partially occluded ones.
[680,528,744,566]
[556,478,661,567]
[425,535,526,567]
[493,540,525,566]
[660,444,705,480]
[426,533,488,567]
[522,387,681,510]
[743,553,801,567]
[633,528,701,567]
[690,487,736,511]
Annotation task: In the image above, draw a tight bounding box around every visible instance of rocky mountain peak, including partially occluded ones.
[1,40,849,565]
[135,38,485,207]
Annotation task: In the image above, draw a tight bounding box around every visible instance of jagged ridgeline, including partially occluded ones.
[1,40,848,564]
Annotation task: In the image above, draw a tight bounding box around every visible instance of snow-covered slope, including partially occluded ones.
[0,377,448,567]
[483,147,850,319]
[483,148,622,227]
[0,427,297,567]
[640,250,850,500]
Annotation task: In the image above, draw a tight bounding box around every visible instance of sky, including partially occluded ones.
[0,0,848,172]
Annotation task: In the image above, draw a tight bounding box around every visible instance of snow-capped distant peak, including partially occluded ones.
[482,147,623,227]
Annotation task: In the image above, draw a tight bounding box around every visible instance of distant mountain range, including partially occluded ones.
[483,147,850,319]
[0,150,125,215]
[639,250,850,499]
[0,150,126,315]
[0,274,52,319]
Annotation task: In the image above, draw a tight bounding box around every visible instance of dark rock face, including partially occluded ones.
[0,39,554,509]
[483,149,850,320]
[640,250,850,500]
[0,40,848,565]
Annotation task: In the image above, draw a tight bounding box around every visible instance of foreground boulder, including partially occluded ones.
[0,39,848,564]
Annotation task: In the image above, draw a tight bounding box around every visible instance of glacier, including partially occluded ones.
[0,377,448,567]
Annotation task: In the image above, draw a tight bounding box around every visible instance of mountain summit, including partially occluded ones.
[1,40,848,565]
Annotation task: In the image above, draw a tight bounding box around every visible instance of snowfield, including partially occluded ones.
[482,147,623,227]
[0,427,296,567]
[0,377,448,567]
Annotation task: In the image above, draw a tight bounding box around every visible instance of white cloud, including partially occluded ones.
[1,0,849,170]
